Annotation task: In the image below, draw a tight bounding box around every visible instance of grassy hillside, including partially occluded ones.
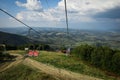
[29,51,118,80]
[32,51,115,80]
[8,50,119,80]
[0,64,61,80]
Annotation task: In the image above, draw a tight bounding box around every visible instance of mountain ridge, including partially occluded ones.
[0,31,31,46]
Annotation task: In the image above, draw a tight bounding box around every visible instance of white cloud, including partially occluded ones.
[16,0,42,11]
[16,12,24,20]
[16,11,58,21]
[48,0,120,23]
[15,0,120,28]
[57,0,120,15]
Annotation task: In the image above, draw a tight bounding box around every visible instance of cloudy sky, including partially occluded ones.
[0,0,120,30]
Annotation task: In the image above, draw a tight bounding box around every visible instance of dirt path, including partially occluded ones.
[0,54,23,72]
[0,54,102,80]
[23,58,102,80]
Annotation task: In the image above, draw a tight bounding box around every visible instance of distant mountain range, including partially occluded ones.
[0,27,120,49]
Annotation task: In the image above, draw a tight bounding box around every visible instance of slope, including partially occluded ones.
[0,31,30,45]
[0,52,102,80]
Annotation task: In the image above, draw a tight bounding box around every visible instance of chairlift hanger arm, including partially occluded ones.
[64,0,69,35]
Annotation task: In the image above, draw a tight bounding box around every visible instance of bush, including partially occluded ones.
[101,47,114,70]
[72,44,120,75]
[111,52,120,75]
[0,52,14,61]
[91,47,104,67]
[72,44,94,61]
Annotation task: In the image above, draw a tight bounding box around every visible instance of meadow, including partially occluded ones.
[7,50,119,80]
[0,63,61,80]
[31,51,117,80]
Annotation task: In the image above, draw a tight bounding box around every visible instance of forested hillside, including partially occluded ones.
[0,31,31,45]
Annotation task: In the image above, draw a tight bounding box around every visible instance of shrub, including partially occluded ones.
[101,47,114,70]
[91,47,104,67]
[0,52,15,61]
[72,44,120,75]
[111,52,120,75]
[72,44,94,61]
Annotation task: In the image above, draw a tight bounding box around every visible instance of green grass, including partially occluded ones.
[31,51,117,80]
[8,50,118,80]
[0,64,60,80]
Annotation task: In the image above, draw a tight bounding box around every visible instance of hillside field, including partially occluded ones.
[8,50,119,80]
[0,63,61,80]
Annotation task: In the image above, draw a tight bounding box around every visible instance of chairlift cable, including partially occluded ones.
[0,8,40,36]
[46,0,50,8]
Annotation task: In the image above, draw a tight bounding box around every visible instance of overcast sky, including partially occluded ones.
[0,0,120,30]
